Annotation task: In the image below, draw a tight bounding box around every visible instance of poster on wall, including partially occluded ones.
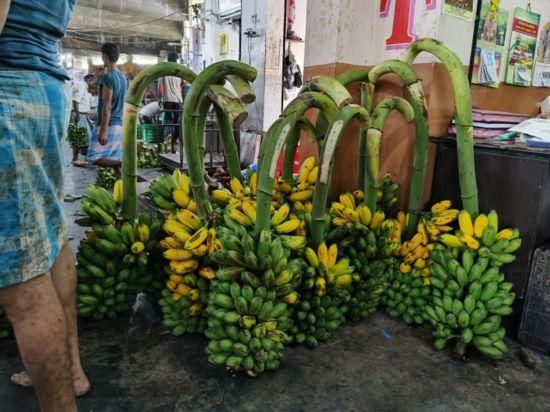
[505,7,541,87]
[471,0,508,88]
[443,0,474,21]
[533,22,550,87]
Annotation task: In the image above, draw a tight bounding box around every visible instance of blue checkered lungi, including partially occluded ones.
[0,70,70,287]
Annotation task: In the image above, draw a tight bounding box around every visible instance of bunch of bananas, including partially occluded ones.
[439,210,521,266]
[149,171,197,213]
[211,226,304,304]
[419,200,460,242]
[398,221,434,278]
[0,308,11,339]
[67,123,88,149]
[205,280,292,376]
[426,244,517,359]
[289,291,349,347]
[137,144,161,169]
[377,173,399,211]
[76,210,164,320]
[347,259,395,322]
[78,185,120,226]
[382,269,431,325]
[95,167,116,190]
[158,269,211,335]
[273,156,318,205]
[211,175,257,206]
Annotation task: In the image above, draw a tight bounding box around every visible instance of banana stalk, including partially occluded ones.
[364,97,414,213]
[206,85,248,127]
[280,92,339,182]
[225,74,256,104]
[368,59,429,236]
[335,68,370,87]
[122,62,196,219]
[311,105,370,247]
[182,60,257,219]
[401,38,478,217]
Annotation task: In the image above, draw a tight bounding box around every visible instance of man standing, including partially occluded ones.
[159,52,183,153]
[0,0,89,410]
[71,74,96,165]
[86,43,127,178]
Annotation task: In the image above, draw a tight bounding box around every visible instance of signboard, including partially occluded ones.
[505,7,541,87]
[443,0,474,21]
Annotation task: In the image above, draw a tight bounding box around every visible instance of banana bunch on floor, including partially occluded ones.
[0,308,11,339]
[439,210,521,266]
[96,167,116,190]
[426,245,516,359]
[347,259,396,322]
[382,268,432,326]
[205,280,292,376]
[77,184,121,227]
[289,290,349,348]
[137,144,161,169]
[398,221,435,278]
[158,268,211,335]
[76,211,164,320]
[211,226,305,303]
[149,170,197,213]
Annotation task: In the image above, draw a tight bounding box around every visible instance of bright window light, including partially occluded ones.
[133,55,159,65]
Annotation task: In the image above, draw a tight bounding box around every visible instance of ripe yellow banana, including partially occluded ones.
[275,219,301,234]
[370,211,385,230]
[249,173,258,196]
[177,209,203,231]
[474,214,489,238]
[270,203,290,226]
[439,234,463,248]
[185,227,209,250]
[211,189,233,204]
[458,210,474,236]
[113,180,123,205]
[317,243,329,267]
[357,205,372,226]
[137,223,150,243]
[186,200,197,213]
[332,217,349,227]
[173,190,190,208]
[307,166,319,184]
[160,237,183,249]
[299,156,316,183]
[163,249,194,261]
[496,228,514,241]
[178,172,190,195]
[327,244,338,269]
[230,177,245,195]
[353,190,365,201]
[330,258,350,275]
[228,209,253,226]
[170,259,199,275]
[430,200,451,214]
[163,220,189,235]
[305,247,319,268]
[339,193,355,209]
[174,231,191,243]
[131,241,145,254]
[241,199,257,223]
[290,190,313,202]
[198,266,216,280]
[460,233,480,250]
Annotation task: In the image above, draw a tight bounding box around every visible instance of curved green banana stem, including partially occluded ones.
[300,76,353,109]
[364,97,414,213]
[311,105,370,247]
[207,85,248,127]
[183,60,257,219]
[280,92,340,182]
[358,82,375,190]
[225,74,256,104]
[401,38,478,217]
[213,104,242,180]
[122,62,196,220]
[254,117,288,237]
[335,68,370,87]
[368,59,429,236]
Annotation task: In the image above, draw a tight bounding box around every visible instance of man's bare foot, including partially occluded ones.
[11,370,91,397]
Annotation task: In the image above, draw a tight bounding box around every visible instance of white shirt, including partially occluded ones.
[140,101,161,118]
[162,76,183,103]
[72,81,91,113]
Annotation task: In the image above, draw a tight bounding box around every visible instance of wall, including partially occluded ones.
[283,0,308,107]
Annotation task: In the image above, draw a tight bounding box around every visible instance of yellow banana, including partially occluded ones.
[353,190,365,201]
[211,189,233,204]
[357,205,372,226]
[241,199,257,223]
[178,172,190,195]
[230,177,245,194]
[249,173,258,196]
[163,220,188,235]
[198,266,216,280]
[270,203,290,226]
[113,180,123,205]
[305,247,319,268]
[279,182,293,194]
[430,200,451,214]
[188,288,200,301]
[327,244,338,269]
[186,199,197,213]
[439,234,463,248]
[335,274,352,286]
[282,292,298,305]
[174,231,191,243]
[163,249,193,261]
[160,237,183,249]
[299,156,316,183]
[342,207,359,222]
[275,269,293,286]
[137,224,150,243]
[172,169,181,182]
[177,209,203,231]
[339,193,355,209]
[185,227,209,250]
[188,302,203,315]
[474,214,489,238]
[496,228,514,241]
[369,211,385,230]
[331,217,349,227]
[400,262,411,274]
[173,190,190,208]
[458,210,474,236]
[293,201,306,213]
[460,233,480,250]
[290,190,313,202]
[191,244,209,256]
[131,241,145,254]
[397,211,407,229]
[304,202,313,213]
[170,259,199,275]
[414,258,426,269]
[409,233,423,251]
[307,166,319,184]
[275,219,301,234]
[228,209,253,226]
[417,223,428,245]
[331,258,350,275]
[317,243,329,267]
[330,202,347,218]
[315,276,326,295]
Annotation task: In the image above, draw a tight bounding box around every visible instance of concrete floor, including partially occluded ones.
[1,143,550,411]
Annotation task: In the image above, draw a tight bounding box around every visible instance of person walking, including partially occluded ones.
[86,43,127,178]
[0,0,90,410]
[159,52,184,153]
[71,73,96,165]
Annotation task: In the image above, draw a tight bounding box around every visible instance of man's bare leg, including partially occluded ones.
[11,243,90,396]
[0,274,77,412]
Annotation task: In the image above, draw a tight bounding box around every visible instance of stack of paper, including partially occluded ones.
[448,109,530,139]
[509,119,550,148]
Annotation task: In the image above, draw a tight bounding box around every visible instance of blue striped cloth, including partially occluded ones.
[0,70,71,287]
